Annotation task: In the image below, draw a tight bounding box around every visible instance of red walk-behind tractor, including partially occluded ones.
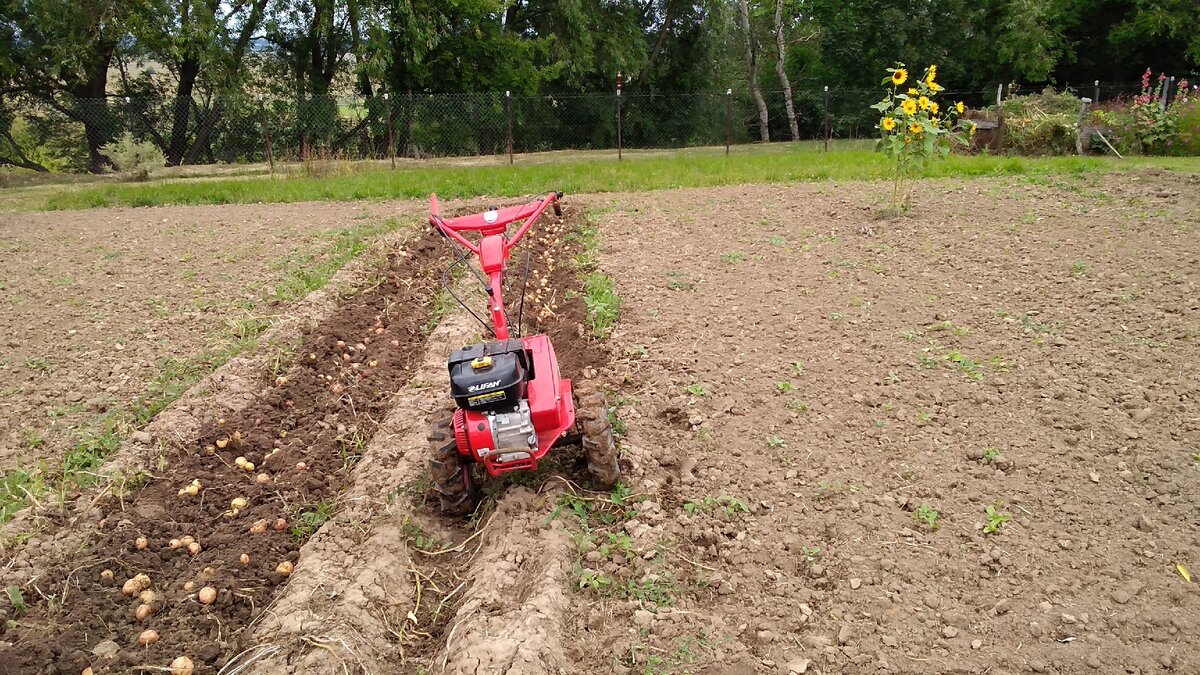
[426,191,620,515]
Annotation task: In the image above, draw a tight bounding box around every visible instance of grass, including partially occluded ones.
[10,142,1199,212]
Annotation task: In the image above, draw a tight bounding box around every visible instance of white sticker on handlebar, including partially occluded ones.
[484,210,498,224]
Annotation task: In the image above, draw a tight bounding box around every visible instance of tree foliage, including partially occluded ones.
[1,0,1197,171]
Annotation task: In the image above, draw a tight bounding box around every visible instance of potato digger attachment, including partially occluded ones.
[426,191,620,515]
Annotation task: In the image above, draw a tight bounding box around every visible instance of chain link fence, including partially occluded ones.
[3,79,1173,172]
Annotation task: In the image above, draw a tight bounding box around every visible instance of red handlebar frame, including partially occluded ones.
[429,191,561,339]
[429,191,560,255]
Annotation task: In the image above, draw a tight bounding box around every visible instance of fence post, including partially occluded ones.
[1162,76,1174,109]
[384,93,395,169]
[1094,80,1100,104]
[123,96,133,137]
[823,85,830,152]
[616,72,623,161]
[258,95,274,175]
[725,88,732,156]
[506,90,514,165]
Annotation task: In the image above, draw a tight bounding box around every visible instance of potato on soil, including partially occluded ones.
[137,629,159,646]
[250,519,269,534]
[134,536,148,550]
[187,542,202,556]
[197,586,217,605]
[276,560,294,577]
[170,657,195,675]
[135,603,154,622]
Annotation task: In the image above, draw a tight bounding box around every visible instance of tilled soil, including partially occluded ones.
[2,171,1198,675]
[0,201,416,471]
[0,228,445,673]
[565,171,1199,674]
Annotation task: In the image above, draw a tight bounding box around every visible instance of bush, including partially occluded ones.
[100,132,165,180]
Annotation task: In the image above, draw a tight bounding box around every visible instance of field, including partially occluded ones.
[0,155,1198,675]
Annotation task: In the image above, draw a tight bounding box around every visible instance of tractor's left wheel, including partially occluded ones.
[428,413,477,516]
[575,384,621,489]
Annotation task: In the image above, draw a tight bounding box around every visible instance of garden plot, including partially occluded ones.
[0,201,421,503]
[1,171,1198,675]
[562,171,1199,673]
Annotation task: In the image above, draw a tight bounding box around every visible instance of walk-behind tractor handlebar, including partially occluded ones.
[430,191,562,340]
[425,191,621,516]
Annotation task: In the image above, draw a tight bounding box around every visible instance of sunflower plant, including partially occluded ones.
[872,63,973,213]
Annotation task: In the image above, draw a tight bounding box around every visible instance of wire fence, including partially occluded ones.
[4,78,1184,172]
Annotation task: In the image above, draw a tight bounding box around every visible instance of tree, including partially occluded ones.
[1,0,143,171]
[736,0,769,141]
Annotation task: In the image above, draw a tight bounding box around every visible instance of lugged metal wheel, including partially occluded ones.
[428,414,476,516]
[574,383,621,489]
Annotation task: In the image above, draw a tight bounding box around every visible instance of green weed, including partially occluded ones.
[682,384,708,397]
[291,500,336,540]
[583,271,621,339]
[915,504,940,531]
[719,251,746,264]
[774,382,796,394]
[983,503,1011,534]
[765,436,786,449]
[683,495,750,516]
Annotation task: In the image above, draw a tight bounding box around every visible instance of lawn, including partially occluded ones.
[5,141,1198,211]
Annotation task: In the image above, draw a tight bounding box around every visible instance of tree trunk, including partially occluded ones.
[167,58,200,165]
[773,0,798,141]
[736,0,769,142]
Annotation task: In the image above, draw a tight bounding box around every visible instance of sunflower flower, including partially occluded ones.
[926,65,938,84]
[891,69,908,86]
[881,117,897,132]
[929,102,939,115]
[918,96,930,111]
[956,101,965,114]
[907,88,919,97]
[901,98,917,115]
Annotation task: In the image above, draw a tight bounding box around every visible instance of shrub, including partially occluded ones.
[1125,70,1197,155]
[100,132,165,180]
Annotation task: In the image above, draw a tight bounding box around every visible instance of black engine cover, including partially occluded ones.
[448,339,528,412]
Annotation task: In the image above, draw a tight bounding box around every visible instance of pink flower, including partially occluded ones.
[1158,73,1166,82]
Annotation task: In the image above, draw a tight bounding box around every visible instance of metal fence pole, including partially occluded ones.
[384,93,395,169]
[1094,80,1100,104]
[258,95,274,174]
[616,72,623,160]
[725,88,732,155]
[506,90,514,164]
[823,85,830,152]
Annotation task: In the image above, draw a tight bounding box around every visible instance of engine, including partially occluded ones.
[447,340,539,471]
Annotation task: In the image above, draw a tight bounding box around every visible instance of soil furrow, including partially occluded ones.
[0,228,445,674]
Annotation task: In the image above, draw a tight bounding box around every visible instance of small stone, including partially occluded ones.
[786,658,811,674]
[131,430,152,444]
[1086,655,1102,669]
[92,640,120,659]
[756,630,776,644]
[1061,613,1077,624]
[1089,472,1100,483]
[1038,601,1053,612]
[1111,590,1131,604]
[633,610,654,627]
[971,639,982,650]
[850,578,862,589]
[1121,427,1139,440]
[1028,622,1043,637]
[837,625,853,645]
[942,626,959,639]
[881,635,899,647]
[992,598,1011,615]
[1136,515,1154,532]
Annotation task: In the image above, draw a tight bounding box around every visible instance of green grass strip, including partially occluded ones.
[19,143,1200,212]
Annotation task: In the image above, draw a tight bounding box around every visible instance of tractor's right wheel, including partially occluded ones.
[428,414,476,516]
[575,385,621,489]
